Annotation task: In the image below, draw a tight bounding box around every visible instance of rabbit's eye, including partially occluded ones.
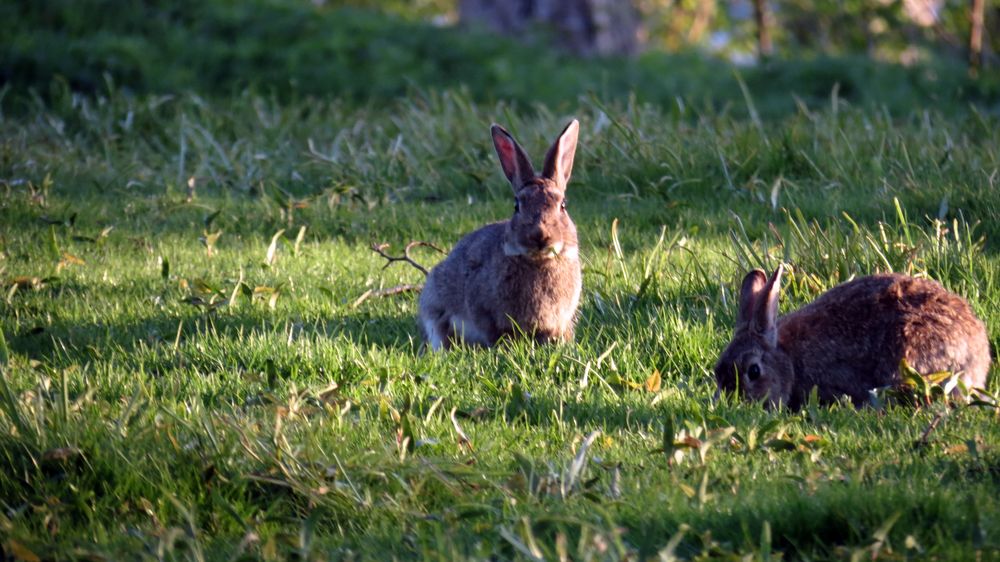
[560,199,567,211]
[747,364,762,381]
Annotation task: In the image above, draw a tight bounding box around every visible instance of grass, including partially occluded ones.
[1,85,999,560]
[2,1,1000,557]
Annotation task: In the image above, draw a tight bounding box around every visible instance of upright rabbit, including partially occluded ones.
[714,265,991,409]
[418,120,583,350]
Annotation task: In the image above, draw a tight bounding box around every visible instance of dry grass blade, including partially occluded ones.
[564,430,600,497]
[450,407,474,452]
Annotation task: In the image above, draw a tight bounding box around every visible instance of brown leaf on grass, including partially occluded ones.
[57,252,86,272]
[7,276,44,289]
[677,436,702,449]
[645,369,662,393]
[7,539,42,562]
[944,443,969,455]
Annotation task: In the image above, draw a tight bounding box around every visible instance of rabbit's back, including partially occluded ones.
[419,222,506,347]
[779,274,990,405]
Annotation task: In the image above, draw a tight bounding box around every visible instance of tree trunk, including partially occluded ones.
[969,0,985,76]
[753,0,773,58]
[458,0,643,56]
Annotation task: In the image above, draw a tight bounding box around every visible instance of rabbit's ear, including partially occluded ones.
[753,264,784,346]
[737,269,767,332]
[492,124,535,190]
[542,119,580,187]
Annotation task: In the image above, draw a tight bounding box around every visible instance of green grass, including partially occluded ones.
[1,84,999,560]
[2,1,1000,557]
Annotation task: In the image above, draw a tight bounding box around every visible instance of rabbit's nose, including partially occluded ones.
[532,233,561,252]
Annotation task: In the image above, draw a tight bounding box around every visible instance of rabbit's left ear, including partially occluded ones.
[542,119,580,187]
[753,264,784,346]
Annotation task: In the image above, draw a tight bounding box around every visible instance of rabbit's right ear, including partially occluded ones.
[542,119,580,187]
[752,265,784,346]
[492,124,535,190]
[737,269,767,333]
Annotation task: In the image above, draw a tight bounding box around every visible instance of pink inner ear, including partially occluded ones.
[494,135,521,183]
[496,138,516,165]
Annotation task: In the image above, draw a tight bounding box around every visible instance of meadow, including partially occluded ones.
[2,2,1000,560]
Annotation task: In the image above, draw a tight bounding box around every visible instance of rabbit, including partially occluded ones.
[418,120,583,351]
[714,264,991,409]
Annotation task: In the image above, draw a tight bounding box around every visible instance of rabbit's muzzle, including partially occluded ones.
[503,238,568,260]
[507,187,577,260]
[505,226,574,260]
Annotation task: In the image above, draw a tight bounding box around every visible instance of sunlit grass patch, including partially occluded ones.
[0,90,998,559]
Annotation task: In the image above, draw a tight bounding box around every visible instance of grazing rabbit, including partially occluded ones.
[418,120,583,350]
[714,265,991,409]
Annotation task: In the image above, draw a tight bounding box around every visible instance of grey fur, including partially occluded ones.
[715,266,992,409]
[418,121,582,350]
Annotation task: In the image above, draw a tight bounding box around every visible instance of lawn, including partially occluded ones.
[2,3,1000,561]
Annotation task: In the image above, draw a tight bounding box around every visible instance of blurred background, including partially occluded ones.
[2,0,998,116]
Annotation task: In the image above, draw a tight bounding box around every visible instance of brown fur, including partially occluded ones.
[418,121,582,350]
[715,266,991,409]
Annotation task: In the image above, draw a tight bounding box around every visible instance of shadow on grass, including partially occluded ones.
[5,305,424,372]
